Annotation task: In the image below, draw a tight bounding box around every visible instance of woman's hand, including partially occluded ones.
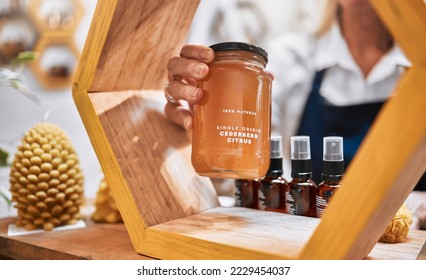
[164,45,215,130]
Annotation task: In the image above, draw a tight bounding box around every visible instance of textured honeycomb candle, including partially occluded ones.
[379,204,413,243]
[91,178,123,223]
[9,123,84,231]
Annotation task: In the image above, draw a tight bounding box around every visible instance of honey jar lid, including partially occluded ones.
[209,42,268,63]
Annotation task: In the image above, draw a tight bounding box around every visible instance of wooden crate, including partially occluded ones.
[72,0,426,259]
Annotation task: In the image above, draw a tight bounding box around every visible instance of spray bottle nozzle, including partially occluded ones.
[323,136,344,161]
[270,135,283,159]
[291,136,311,160]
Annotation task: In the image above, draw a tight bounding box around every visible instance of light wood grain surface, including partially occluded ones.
[0,216,150,260]
[90,0,200,92]
[146,207,319,259]
[1,213,425,260]
[73,0,149,252]
[90,90,219,228]
[367,231,426,260]
[417,241,426,260]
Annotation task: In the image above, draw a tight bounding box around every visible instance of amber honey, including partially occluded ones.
[192,42,272,179]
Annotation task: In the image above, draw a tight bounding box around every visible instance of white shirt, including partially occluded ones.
[265,24,410,181]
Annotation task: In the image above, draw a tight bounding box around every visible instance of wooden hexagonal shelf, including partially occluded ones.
[0,13,38,65]
[29,37,79,90]
[73,0,426,259]
[28,0,84,36]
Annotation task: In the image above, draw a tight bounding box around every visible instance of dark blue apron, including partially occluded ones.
[297,70,425,190]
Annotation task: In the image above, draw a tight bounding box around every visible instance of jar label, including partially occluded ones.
[217,122,260,145]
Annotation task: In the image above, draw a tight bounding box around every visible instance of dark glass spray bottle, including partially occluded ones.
[258,135,287,212]
[285,136,317,217]
[234,178,259,209]
[316,136,344,218]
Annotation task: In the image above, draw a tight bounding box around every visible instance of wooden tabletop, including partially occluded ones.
[1,214,425,260]
[0,216,151,260]
[417,240,426,260]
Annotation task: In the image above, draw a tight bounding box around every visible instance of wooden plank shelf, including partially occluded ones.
[147,207,319,259]
[1,214,425,260]
[0,216,150,260]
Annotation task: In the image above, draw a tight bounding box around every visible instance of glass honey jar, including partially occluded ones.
[192,42,272,179]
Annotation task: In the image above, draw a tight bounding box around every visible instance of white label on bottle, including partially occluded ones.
[235,187,242,207]
[316,195,328,218]
[258,188,266,211]
[285,191,295,215]
[216,123,260,146]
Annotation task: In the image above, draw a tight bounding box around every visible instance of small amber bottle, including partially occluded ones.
[258,135,287,212]
[234,179,259,209]
[316,136,344,218]
[285,136,317,217]
[192,42,272,179]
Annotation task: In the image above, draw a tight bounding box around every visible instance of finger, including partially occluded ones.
[164,85,179,104]
[168,80,203,105]
[167,56,209,80]
[180,45,215,63]
[164,102,194,131]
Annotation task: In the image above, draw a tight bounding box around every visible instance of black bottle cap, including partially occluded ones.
[291,160,313,179]
[322,161,344,181]
[209,42,268,63]
[290,136,313,179]
[267,158,283,177]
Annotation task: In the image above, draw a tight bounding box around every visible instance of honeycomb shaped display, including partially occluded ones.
[72,0,426,259]
[28,0,84,35]
[0,1,21,17]
[9,122,84,231]
[29,38,78,89]
[0,13,38,64]
[0,0,83,89]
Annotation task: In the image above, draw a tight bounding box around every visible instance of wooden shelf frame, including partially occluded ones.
[29,36,79,90]
[72,0,426,259]
[28,0,84,36]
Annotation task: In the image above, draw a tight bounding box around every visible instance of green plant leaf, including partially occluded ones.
[0,190,11,206]
[11,51,39,66]
[0,147,8,166]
